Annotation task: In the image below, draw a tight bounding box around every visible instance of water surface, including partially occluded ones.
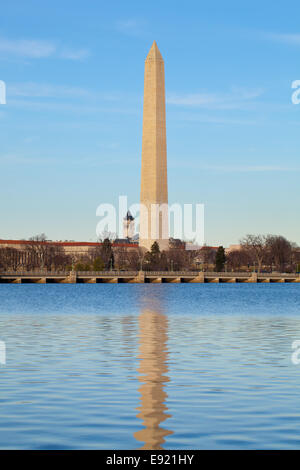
[0,284,300,449]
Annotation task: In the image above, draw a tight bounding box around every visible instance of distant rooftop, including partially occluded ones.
[124,210,134,221]
[0,239,138,248]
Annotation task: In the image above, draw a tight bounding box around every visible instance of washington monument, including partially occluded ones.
[139,41,169,251]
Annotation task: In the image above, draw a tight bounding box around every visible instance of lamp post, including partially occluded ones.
[72,255,75,272]
[171,260,174,272]
[140,253,145,272]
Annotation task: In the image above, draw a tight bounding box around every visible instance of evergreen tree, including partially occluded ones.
[93,257,104,271]
[144,242,161,270]
[75,262,92,271]
[101,238,115,269]
[215,246,226,272]
[151,241,160,255]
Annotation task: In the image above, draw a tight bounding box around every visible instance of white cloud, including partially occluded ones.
[0,38,56,58]
[24,136,39,144]
[205,165,300,173]
[167,87,264,110]
[265,32,300,46]
[170,114,258,125]
[115,19,146,36]
[7,97,138,115]
[171,161,300,172]
[8,82,92,98]
[59,48,90,60]
[0,154,50,164]
[0,37,90,60]
[168,93,217,107]
[6,82,137,115]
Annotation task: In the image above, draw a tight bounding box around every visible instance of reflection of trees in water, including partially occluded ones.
[120,315,138,373]
[134,309,173,450]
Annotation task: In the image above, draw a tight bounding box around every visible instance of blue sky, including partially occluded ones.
[0,0,299,246]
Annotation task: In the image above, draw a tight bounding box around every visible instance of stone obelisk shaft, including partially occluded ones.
[139,41,169,251]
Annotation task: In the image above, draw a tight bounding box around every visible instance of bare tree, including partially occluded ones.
[291,244,300,271]
[240,235,267,272]
[97,231,116,242]
[0,247,23,271]
[27,234,50,269]
[88,243,102,262]
[47,245,71,271]
[165,248,194,271]
[227,249,251,271]
[26,235,72,271]
[193,246,216,271]
[114,246,129,269]
[265,235,292,272]
[127,249,142,270]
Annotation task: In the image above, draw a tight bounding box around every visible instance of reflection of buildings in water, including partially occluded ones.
[134,309,173,450]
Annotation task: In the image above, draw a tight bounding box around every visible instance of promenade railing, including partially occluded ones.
[1,270,299,278]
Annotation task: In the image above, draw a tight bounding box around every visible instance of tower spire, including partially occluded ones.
[146,41,163,61]
[139,42,169,251]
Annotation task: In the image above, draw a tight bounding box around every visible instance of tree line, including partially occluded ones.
[221,234,299,273]
[0,233,299,273]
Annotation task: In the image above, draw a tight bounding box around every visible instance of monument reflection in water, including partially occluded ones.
[134,300,173,450]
